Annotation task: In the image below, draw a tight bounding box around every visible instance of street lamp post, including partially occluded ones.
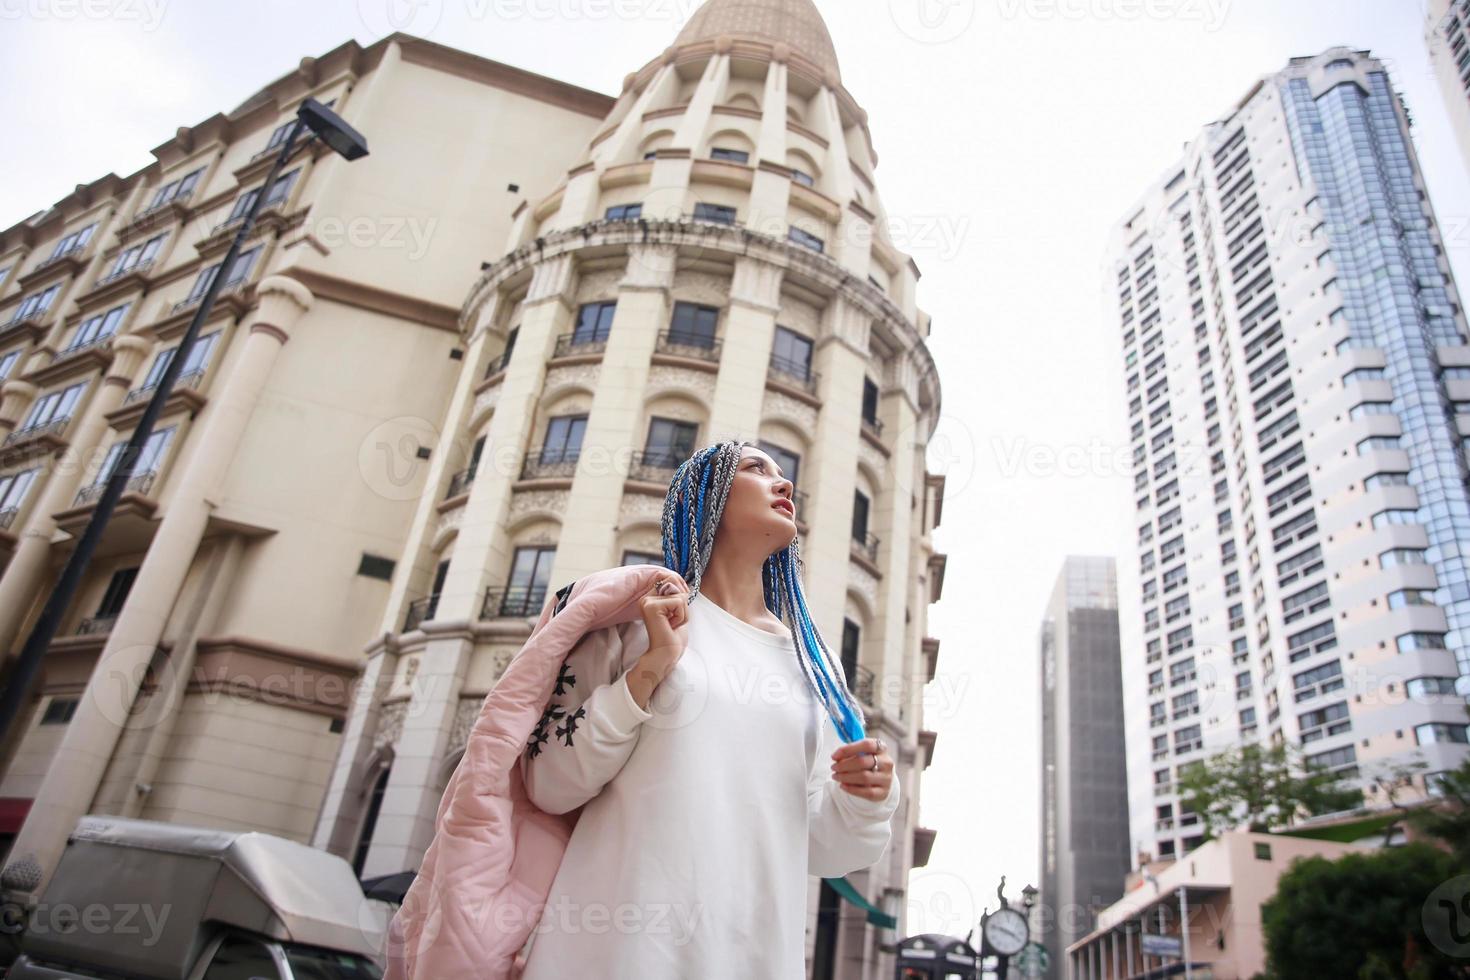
[0,98,366,828]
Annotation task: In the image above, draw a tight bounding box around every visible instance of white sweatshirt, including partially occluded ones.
[517,590,899,979]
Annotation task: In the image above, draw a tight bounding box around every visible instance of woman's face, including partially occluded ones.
[716,446,798,552]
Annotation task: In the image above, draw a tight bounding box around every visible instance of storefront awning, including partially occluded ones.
[824,876,897,929]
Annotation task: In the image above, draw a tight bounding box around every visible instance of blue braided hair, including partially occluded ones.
[659,439,867,743]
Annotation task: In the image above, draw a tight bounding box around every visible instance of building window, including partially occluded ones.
[709,147,750,163]
[788,227,825,252]
[605,203,643,221]
[357,554,396,580]
[791,169,815,187]
[187,245,261,301]
[572,301,616,345]
[851,489,870,543]
[40,697,79,725]
[0,468,39,524]
[693,203,737,225]
[621,550,665,567]
[148,166,203,209]
[771,326,814,381]
[644,417,698,468]
[1415,723,1470,746]
[504,546,555,614]
[540,415,587,465]
[65,303,131,353]
[7,284,61,323]
[669,302,719,349]
[424,559,450,621]
[109,233,167,277]
[840,618,860,683]
[49,222,97,259]
[95,426,176,489]
[139,332,220,390]
[20,381,88,432]
[757,440,801,489]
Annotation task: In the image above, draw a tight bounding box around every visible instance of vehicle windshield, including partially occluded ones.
[280,942,383,980]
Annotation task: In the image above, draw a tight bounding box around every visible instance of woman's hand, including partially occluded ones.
[830,737,893,802]
[627,572,691,711]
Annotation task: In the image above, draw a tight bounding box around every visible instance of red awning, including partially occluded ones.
[0,798,33,833]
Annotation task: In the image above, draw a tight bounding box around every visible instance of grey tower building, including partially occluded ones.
[1038,556,1130,979]
[1427,0,1470,172]
[1111,48,1470,865]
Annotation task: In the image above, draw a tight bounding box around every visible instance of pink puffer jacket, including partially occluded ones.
[381,563,670,980]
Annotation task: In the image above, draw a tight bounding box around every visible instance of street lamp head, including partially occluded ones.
[297,97,369,161]
[1022,884,1038,909]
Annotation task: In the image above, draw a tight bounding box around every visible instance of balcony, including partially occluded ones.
[171,277,247,317]
[76,614,118,636]
[445,466,476,501]
[861,414,884,440]
[483,348,514,380]
[767,354,819,396]
[123,188,196,240]
[74,471,156,508]
[521,448,579,482]
[0,417,71,461]
[654,331,722,364]
[482,585,548,619]
[851,531,880,565]
[82,258,158,308]
[552,332,608,359]
[403,595,439,631]
[852,664,876,707]
[628,449,684,484]
[0,308,51,344]
[123,368,207,406]
[19,245,90,288]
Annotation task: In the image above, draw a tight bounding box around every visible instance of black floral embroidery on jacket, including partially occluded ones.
[556,706,587,747]
[554,663,576,697]
[526,702,566,758]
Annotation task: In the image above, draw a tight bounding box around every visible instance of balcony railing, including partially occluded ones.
[171,277,246,316]
[862,414,885,438]
[629,449,686,484]
[521,448,579,481]
[851,531,880,564]
[56,333,117,361]
[553,332,609,359]
[77,614,118,636]
[124,368,206,406]
[445,466,476,500]
[2,417,70,448]
[32,244,89,275]
[483,348,514,379]
[74,471,156,507]
[852,664,876,707]
[2,308,49,332]
[768,354,819,394]
[655,331,722,363]
[482,585,549,619]
[404,594,439,631]
[96,258,156,288]
[134,188,196,223]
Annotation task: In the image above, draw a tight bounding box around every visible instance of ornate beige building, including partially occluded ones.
[0,2,946,975]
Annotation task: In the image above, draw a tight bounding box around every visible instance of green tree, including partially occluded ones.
[1176,742,1362,837]
[1259,843,1466,979]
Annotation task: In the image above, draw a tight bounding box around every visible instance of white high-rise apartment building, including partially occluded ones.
[1110,48,1470,862]
[1427,0,1470,172]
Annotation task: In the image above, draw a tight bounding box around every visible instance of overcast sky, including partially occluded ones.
[4,0,1467,947]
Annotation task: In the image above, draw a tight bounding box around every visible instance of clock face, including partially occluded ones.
[984,908,1029,955]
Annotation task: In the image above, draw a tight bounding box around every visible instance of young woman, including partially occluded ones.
[517,439,899,978]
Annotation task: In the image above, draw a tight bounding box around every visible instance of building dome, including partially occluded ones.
[673,0,840,79]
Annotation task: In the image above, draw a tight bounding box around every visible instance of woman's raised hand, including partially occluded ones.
[627,572,692,710]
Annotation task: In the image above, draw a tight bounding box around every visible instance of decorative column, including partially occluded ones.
[707,255,783,442]
[0,334,151,657]
[552,242,673,578]
[747,55,792,234]
[0,379,38,431]
[799,295,870,632]
[1,275,314,898]
[364,256,579,874]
